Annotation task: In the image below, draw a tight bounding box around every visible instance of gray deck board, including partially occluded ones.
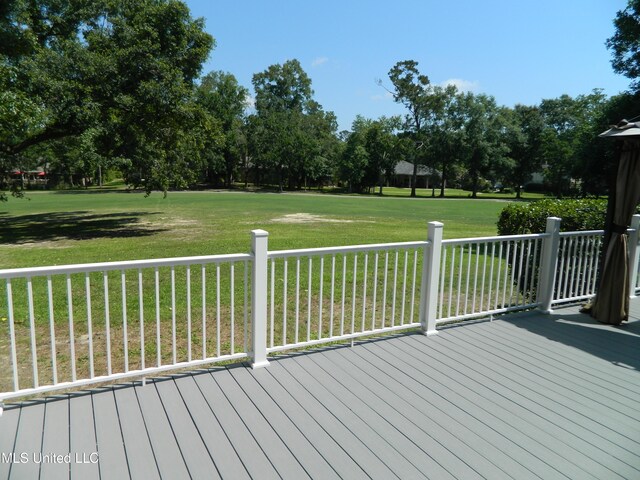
[296,356,464,478]
[226,365,342,480]
[40,397,70,480]
[190,371,280,480]
[133,381,190,479]
[304,349,499,479]
[477,318,640,397]
[270,359,408,478]
[321,345,531,480]
[211,367,310,480]
[491,321,640,387]
[0,406,20,480]
[350,336,576,480]
[1,301,640,479]
[68,392,99,480]
[394,333,640,480]
[453,321,640,424]
[153,378,220,480]
[173,373,251,480]
[92,388,129,480]
[432,326,640,454]
[507,310,640,366]
[246,363,373,479]
[9,402,43,480]
[417,331,640,475]
[438,327,640,444]
[112,385,160,480]
[464,317,640,389]
[271,362,416,478]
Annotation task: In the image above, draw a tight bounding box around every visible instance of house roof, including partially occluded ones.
[394,160,433,176]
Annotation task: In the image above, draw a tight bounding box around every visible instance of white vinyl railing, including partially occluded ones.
[437,234,545,323]
[552,231,603,305]
[266,241,428,353]
[2,215,640,405]
[0,254,251,402]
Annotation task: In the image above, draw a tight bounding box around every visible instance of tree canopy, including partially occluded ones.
[249,59,339,191]
[1,1,637,200]
[0,0,214,197]
[607,0,640,91]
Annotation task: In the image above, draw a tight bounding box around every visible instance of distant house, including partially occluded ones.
[9,167,47,188]
[391,160,437,188]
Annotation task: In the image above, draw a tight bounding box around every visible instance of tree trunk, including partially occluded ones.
[243,154,249,189]
[410,162,418,197]
[224,152,233,188]
[439,161,447,197]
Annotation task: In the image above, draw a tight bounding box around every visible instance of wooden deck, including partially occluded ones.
[1,299,639,479]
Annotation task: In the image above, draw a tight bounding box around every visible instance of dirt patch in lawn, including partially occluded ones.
[271,213,373,224]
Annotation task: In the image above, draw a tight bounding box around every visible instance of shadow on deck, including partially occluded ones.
[1,300,639,479]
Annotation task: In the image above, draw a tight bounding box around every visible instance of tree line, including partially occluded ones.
[2,0,639,201]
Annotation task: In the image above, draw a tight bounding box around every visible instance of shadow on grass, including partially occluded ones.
[237,185,545,201]
[0,211,165,244]
[50,187,145,194]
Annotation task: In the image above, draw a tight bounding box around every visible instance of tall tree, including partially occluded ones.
[456,93,509,198]
[363,116,401,194]
[607,0,640,92]
[387,60,431,197]
[574,91,640,196]
[539,91,607,197]
[503,105,545,198]
[339,117,370,192]
[253,59,313,113]
[0,0,214,197]
[250,59,337,191]
[337,115,401,194]
[422,84,461,197]
[196,71,249,187]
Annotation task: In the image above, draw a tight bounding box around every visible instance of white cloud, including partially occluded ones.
[370,91,394,101]
[244,94,256,109]
[441,78,480,93]
[311,56,329,67]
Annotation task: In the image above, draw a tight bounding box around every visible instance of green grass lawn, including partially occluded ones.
[0,189,519,269]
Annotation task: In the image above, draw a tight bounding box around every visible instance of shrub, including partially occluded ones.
[497,199,612,302]
[497,199,609,235]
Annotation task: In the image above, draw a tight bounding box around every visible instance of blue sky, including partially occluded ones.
[186,0,631,131]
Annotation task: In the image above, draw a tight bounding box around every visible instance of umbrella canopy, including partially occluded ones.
[589,120,640,325]
[598,119,640,138]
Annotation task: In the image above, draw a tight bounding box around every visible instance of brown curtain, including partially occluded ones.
[590,139,640,325]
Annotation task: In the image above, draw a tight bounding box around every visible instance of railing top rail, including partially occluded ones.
[268,240,429,259]
[559,230,604,238]
[0,253,253,279]
[442,233,547,247]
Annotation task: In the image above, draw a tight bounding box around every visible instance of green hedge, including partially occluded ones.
[497,199,610,235]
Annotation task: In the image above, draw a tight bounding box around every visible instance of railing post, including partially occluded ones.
[537,217,561,314]
[420,221,443,336]
[628,214,640,299]
[251,229,269,368]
